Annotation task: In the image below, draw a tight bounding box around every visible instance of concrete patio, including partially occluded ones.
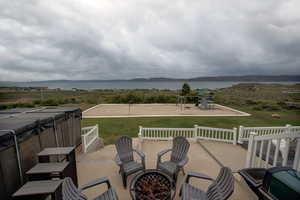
[76,139,258,200]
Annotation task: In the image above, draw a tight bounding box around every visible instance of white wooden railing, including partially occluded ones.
[246,132,300,171]
[138,125,238,144]
[195,125,237,145]
[138,126,195,140]
[81,124,99,153]
[238,124,300,144]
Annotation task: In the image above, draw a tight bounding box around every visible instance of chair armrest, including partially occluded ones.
[157,149,172,158]
[157,149,172,164]
[185,172,214,183]
[178,156,188,167]
[133,149,145,159]
[114,154,122,166]
[79,177,111,191]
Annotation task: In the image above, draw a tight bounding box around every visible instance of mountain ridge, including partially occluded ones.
[1,75,300,83]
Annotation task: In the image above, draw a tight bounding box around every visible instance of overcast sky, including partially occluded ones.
[0,0,300,81]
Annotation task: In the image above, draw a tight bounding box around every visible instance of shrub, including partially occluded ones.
[33,99,41,105]
[253,105,264,111]
[70,98,77,103]
[265,104,281,111]
[0,104,7,110]
[253,102,281,111]
[245,99,258,105]
[16,102,35,108]
[41,99,59,106]
[144,95,157,103]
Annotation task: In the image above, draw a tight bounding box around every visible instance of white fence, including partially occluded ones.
[138,125,238,144]
[139,127,195,140]
[195,126,237,144]
[245,132,300,171]
[81,124,99,153]
[238,124,300,144]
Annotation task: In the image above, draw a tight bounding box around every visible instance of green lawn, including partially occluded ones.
[81,105,300,144]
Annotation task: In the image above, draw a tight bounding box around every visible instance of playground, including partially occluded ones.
[82,104,250,118]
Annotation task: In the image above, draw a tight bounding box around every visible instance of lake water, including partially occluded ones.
[1,81,299,90]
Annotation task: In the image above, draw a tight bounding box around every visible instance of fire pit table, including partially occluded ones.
[130,169,176,200]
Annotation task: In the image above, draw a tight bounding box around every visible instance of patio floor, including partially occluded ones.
[76,139,258,200]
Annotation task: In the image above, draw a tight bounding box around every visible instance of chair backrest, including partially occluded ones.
[206,167,234,200]
[62,178,87,200]
[170,136,190,163]
[115,136,134,163]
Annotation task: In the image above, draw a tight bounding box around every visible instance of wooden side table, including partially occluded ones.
[26,162,69,181]
[37,147,77,186]
[12,180,63,200]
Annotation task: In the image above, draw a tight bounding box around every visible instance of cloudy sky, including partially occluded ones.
[0,0,300,81]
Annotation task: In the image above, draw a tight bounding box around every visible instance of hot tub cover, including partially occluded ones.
[0,112,64,148]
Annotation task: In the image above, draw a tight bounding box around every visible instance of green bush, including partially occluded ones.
[0,104,7,110]
[245,99,259,105]
[41,99,59,106]
[144,95,157,103]
[33,99,41,105]
[17,102,35,108]
[253,102,281,111]
[0,102,35,110]
[253,105,264,111]
[70,98,77,103]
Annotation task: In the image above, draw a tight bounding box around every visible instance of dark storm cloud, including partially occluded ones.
[0,0,300,81]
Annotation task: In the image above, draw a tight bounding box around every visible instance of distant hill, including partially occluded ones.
[129,75,300,82]
[0,75,299,84]
[189,75,300,82]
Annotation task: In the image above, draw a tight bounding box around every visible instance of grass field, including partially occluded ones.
[82,105,300,144]
[2,84,299,145]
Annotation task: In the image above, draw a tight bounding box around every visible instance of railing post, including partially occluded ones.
[293,138,300,171]
[233,127,237,145]
[138,126,143,138]
[285,124,291,134]
[282,124,291,166]
[81,134,86,153]
[96,124,99,137]
[245,132,257,168]
[194,125,198,139]
[238,126,244,144]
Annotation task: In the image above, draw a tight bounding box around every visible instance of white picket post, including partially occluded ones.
[285,124,291,134]
[238,126,244,144]
[81,134,86,153]
[138,126,143,138]
[246,132,257,168]
[233,127,237,145]
[194,125,198,138]
[293,138,300,170]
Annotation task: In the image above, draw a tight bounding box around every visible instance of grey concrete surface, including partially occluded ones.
[76,139,257,200]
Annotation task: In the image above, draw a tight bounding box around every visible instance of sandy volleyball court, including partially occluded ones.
[83,104,250,118]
